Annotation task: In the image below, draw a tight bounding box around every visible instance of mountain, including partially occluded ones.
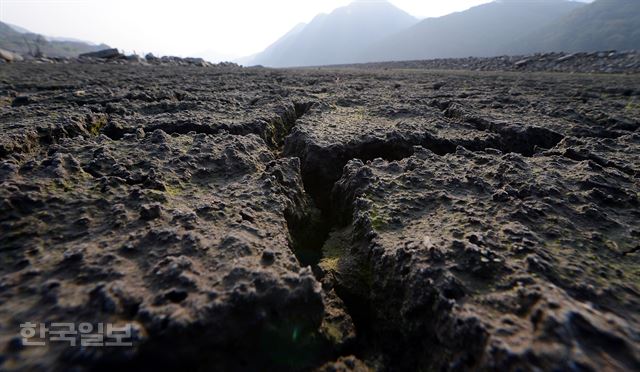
[507,0,640,54]
[360,0,585,62]
[247,22,306,66]
[6,23,30,34]
[0,21,109,58]
[249,1,418,67]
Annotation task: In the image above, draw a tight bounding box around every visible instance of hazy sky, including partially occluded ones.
[0,0,592,60]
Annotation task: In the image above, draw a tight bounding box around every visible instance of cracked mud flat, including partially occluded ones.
[0,62,639,371]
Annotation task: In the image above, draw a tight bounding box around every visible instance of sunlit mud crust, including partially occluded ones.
[0,61,639,371]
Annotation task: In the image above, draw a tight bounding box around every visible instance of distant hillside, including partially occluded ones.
[360,0,585,62]
[0,21,109,58]
[507,0,640,54]
[248,22,306,66]
[6,23,30,34]
[249,1,418,67]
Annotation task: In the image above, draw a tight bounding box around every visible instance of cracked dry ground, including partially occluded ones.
[0,63,639,371]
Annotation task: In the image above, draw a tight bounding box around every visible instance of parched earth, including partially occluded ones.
[0,62,639,371]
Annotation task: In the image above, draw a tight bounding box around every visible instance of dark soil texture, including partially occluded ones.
[1,61,639,371]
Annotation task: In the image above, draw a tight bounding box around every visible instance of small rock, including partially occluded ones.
[62,249,84,263]
[11,96,31,107]
[140,204,162,220]
[492,189,510,202]
[432,82,446,90]
[0,48,23,63]
[80,48,123,59]
[261,250,275,265]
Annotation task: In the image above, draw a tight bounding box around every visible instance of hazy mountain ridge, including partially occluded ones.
[0,21,109,58]
[507,0,640,54]
[247,22,307,66]
[361,0,585,62]
[248,0,639,67]
[249,1,418,67]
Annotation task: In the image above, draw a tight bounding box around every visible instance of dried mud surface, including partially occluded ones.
[0,62,639,371]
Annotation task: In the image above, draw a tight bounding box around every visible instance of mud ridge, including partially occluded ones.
[0,112,109,159]
[101,101,314,151]
[551,146,637,176]
[444,107,566,156]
